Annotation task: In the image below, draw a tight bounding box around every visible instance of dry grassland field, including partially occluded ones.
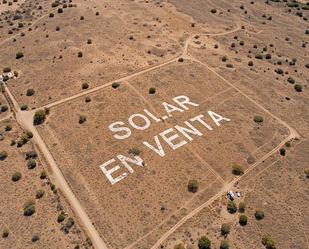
[0,0,308,249]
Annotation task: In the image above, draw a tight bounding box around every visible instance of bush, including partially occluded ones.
[25,150,37,160]
[77,51,83,57]
[149,87,156,94]
[265,54,272,59]
[174,244,185,249]
[33,109,47,125]
[1,105,8,112]
[26,88,35,96]
[255,210,265,220]
[239,202,246,213]
[21,104,28,111]
[239,214,248,226]
[112,82,120,89]
[275,68,283,75]
[65,217,75,229]
[210,9,217,13]
[27,159,37,169]
[232,163,244,175]
[12,171,22,181]
[262,235,276,249]
[40,170,47,179]
[279,148,286,156]
[2,228,9,238]
[82,82,89,90]
[220,240,229,249]
[287,77,295,84]
[16,52,24,59]
[57,213,65,223]
[198,236,211,249]
[187,179,199,193]
[87,39,92,44]
[79,115,87,124]
[221,223,230,236]
[255,54,263,59]
[57,8,63,13]
[0,151,8,160]
[31,234,39,242]
[23,200,35,216]
[3,67,11,73]
[128,147,141,156]
[85,96,91,102]
[254,115,264,123]
[248,61,253,66]
[5,125,12,131]
[227,200,237,213]
[294,84,303,92]
[35,189,45,199]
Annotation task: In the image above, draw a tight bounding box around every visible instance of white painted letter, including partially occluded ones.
[173,95,199,110]
[175,121,202,141]
[190,114,213,130]
[162,102,184,116]
[109,121,131,140]
[128,113,151,130]
[143,136,165,157]
[117,154,144,173]
[208,111,231,126]
[100,158,127,185]
[160,128,187,150]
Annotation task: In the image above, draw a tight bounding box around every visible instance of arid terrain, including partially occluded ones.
[0,0,308,249]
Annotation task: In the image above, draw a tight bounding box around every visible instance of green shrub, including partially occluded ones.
[187,179,199,193]
[87,39,92,44]
[255,54,263,59]
[112,82,120,89]
[221,223,230,236]
[232,163,244,175]
[40,170,47,179]
[210,9,217,13]
[12,171,22,181]
[254,115,264,123]
[294,84,303,92]
[149,87,156,94]
[27,159,37,169]
[0,151,8,160]
[220,240,229,249]
[248,61,253,66]
[79,115,87,124]
[3,67,11,73]
[2,228,9,238]
[198,236,211,249]
[227,200,237,213]
[82,82,89,89]
[23,200,35,216]
[65,217,75,229]
[35,189,45,199]
[77,51,83,57]
[26,88,35,96]
[21,104,28,111]
[275,68,283,75]
[255,210,265,220]
[85,96,91,102]
[279,148,286,156]
[239,214,248,226]
[16,52,24,59]
[239,202,246,213]
[25,151,37,160]
[33,109,47,125]
[262,235,276,249]
[31,234,39,242]
[1,105,8,112]
[287,77,295,84]
[57,213,65,223]
[5,125,12,131]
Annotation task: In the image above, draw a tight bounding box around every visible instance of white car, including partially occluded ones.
[227,191,235,200]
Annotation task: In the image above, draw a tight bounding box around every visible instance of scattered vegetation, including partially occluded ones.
[149,87,156,94]
[220,240,229,249]
[35,189,45,199]
[82,82,89,89]
[79,115,87,124]
[254,115,264,123]
[33,109,47,125]
[198,236,211,249]
[239,202,246,213]
[294,84,303,92]
[112,82,120,89]
[262,235,276,249]
[2,228,9,238]
[16,51,24,59]
[26,88,35,96]
[255,210,265,220]
[187,179,199,193]
[239,214,248,226]
[0,151,8,160]
[231,163,244,175]
[227,200,237,213]
[23,200,35,216]
[221,223,231,236]
[11,171,22,182]
[174,244,185,249]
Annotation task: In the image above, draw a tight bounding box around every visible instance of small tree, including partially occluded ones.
[12,172,22,182]
[26,88,35,96]
[239,202,246,213]
[57,213,65,223]
[82,82,89,89]
[16,52,24,59]
[2,228,9,238]
[255,210,265,220]
[262,235,276,249]
[35,189,45,199]
[174,244,185,249]
[220,240,229,249]
[239,214,248,226]
[33,109,47,125]
[79,115,87,124]
[232,163,244,175]
[112,82,120,89]
[198,236,211,249]
[23,200,35,216]
[27,159,37,169]
[227,200,237,213]
[279,148,286,156]
[187,179,199,193]
[221,223,230,236]
[77,51,83,58]
[0,151,8,160]
[294,84,303,92]
[149,87,156,94]
[40,170,47,179]
[254,115,264,123]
